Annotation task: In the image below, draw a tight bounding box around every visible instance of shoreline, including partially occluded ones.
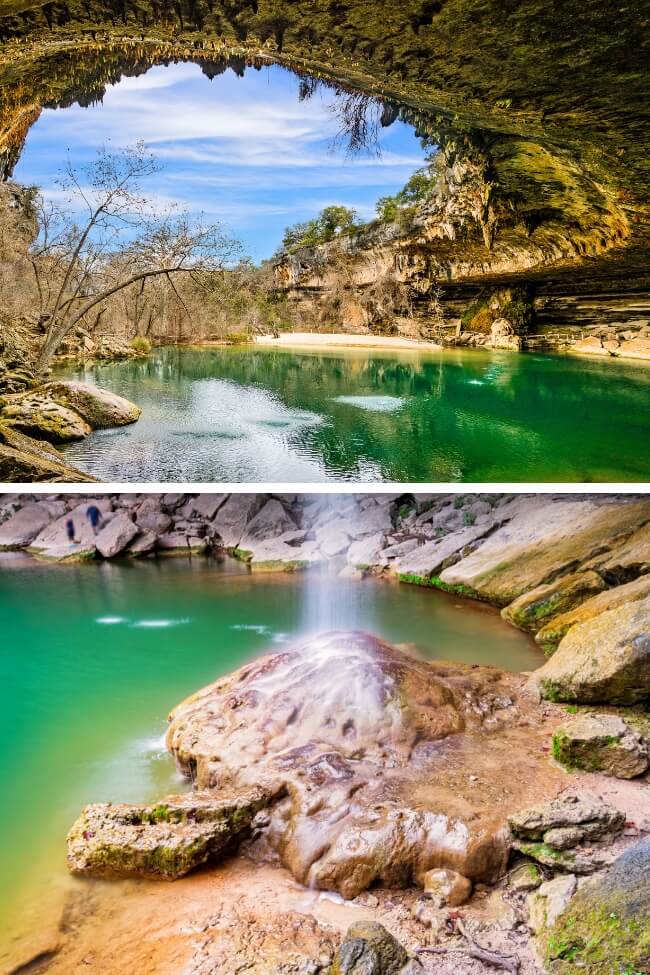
[253,332,444,352]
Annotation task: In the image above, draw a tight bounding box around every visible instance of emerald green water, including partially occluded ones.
[0,554,541,952]
[58,345,650,482]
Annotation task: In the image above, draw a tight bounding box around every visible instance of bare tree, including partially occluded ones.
[31,142,241,371]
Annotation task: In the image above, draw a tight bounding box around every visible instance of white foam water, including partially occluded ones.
[95,616,127,624]
[130,618,190,629]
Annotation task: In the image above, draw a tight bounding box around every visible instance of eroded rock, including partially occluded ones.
[502,570,606,633]
[67,789,274,879]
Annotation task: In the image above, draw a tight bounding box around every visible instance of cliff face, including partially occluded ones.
[0,0,648,344]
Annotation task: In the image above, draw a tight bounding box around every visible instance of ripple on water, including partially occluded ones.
[332,395,406,412]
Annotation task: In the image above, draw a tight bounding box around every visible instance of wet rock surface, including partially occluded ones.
[165,630,563,897]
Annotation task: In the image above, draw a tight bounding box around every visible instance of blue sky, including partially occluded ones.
[15,62,426,262]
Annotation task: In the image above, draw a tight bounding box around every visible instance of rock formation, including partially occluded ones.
[0,2,648,347]
[64,630,570,897]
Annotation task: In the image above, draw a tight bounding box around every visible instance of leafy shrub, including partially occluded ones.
[223,331,251,345]
[130,336,151,353]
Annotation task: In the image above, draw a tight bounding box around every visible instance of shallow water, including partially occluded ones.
[0,554,541,948]
[58,345,650,482]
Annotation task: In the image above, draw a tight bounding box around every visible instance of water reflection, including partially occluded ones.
[58,345,650,482]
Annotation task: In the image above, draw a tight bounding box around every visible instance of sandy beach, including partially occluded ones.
[254,331,443,351]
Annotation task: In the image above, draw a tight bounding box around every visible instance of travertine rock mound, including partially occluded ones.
[166,631,558,896]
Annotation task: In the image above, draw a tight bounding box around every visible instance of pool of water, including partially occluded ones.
[58,345,650,482]
[0,553,541,951]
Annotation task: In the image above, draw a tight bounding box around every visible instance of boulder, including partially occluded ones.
[552,713,649,778]
[508,860,543,892]
[128,531,157,557]
[166,631,563,898]
[213,494,263,548]
[543,837,650,974]
[136,510,173,534]
[502,570,606,633]
[95,514,138,559]
[509,792,625,873]
[422,867,472,906]
[2,393,91,442]
[29,499,113,559]
[189,494,228,520]
[67,789,273,880]
[0,501,54,548]
[319,529,351,557]
[535,574,650,650]
[240,499,297,547]
[347,534,388,568]
[39,380,141,429]
[331,922,409,975]
[533,596,650,704]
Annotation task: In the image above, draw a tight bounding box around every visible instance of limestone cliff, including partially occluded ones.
[0,0,648,348]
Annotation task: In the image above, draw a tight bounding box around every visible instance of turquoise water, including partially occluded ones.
[0,553,541,949]
[59,345,650,482]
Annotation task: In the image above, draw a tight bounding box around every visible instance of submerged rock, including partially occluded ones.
[533,596,650,704]
[166,631,562,897]
[551,713,649,778]
[40,380,141,429]
[67,789,274,880]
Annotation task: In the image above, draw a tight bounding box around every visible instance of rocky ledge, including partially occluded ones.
[0,379,140,480]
